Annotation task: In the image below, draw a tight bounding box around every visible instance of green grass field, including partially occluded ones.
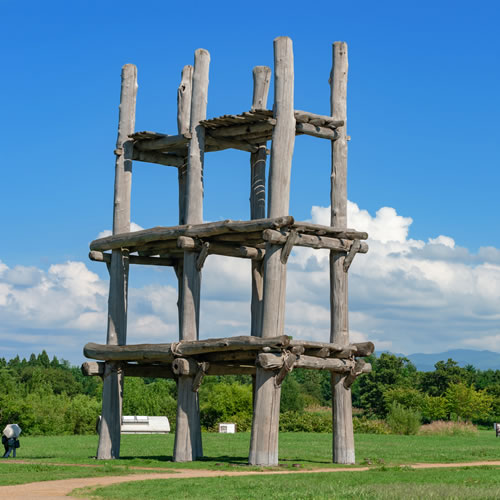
[75,467,500,500]
[0,431,499,495]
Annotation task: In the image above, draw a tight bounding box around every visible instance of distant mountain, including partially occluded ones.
[401,349,500,372]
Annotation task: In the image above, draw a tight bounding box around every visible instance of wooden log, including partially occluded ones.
[82,361,175,379]
[84,342,174,363]
[252,66,271,111]
[250,70,268,340]
[330,41,354,465]
[172,357,204,376]
[134,133,190,152]
[85,336,289,361]
[343,239,361,272]
[196,242,210,270]
[97,64,137,461]
[343,360,372,389]
[294,109,344,128]
[275,351,297,386]
[295,355,354,372]
[132,150,184,167]
[291,222,368,240]
[176,66,193,343]
[263,229,368,253]
[250,36,295,468]
[207,121,273,138]
[177,237,265,260]
[175,335,290,355]
[205,134,260,153]
[280,230,298,264]
[89,251,176,267]
[201,351,257,363]
[90,216,294,252]
[296,122,338,140]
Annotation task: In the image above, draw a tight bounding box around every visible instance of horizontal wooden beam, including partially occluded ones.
[132,150,184,167]
[82,361,175,379]
[263,229,369,253]
[90,216,294,252]
[294,110,344,128]
[296,122,338,140]
[177,237,265,260]
[133,133,190,152]
[89,251,177,267]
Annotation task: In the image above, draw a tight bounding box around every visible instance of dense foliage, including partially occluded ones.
[0,351,498,435]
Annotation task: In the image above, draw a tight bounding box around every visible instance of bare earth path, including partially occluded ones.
[1,461,500,499]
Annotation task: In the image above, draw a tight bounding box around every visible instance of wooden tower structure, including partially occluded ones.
[82,37,374,466]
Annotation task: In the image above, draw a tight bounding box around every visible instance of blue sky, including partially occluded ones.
[1,1,499,363]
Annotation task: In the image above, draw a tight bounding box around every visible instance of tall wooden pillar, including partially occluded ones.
[250,65,270,337]
[173,49,209,462]
[329,42,355,464]
[249,37,295,466]
[97,64,137,459]
[174,65,193,353]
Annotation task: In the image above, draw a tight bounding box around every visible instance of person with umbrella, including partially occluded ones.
[2,424,21,458]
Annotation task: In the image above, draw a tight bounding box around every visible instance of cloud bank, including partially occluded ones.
[1,202,499,363]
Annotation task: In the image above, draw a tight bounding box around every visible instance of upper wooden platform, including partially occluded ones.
[89,216,368,267]
[129,108,344,167]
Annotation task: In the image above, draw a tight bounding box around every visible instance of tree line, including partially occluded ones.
[0,351,498,435]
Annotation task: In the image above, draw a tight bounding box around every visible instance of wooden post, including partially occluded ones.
[97,64,137,460]
[249,37,295,466]
[250,66,270,337]
[330,42,354,464]
[174,49,209,462]
[175,65,193,357]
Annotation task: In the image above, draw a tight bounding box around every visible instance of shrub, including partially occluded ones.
[419,420,478,436]
[386,402,421,435]
[353,417,390,434]
[279,411,331,432]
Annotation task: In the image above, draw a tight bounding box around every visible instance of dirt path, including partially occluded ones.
[1,461,499,499]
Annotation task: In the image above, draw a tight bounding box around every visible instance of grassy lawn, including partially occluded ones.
[0,462,154,486]
[75,466,500,500]
[0,431,499,487]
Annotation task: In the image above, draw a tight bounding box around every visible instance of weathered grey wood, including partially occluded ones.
[176,65,193,356]
[132,150,184,167]
[177,237,265,260]
[82,361,175,379]
[196,242,210,270]
[90,216,294,252]
[289,340,374,358]
[208,121,273,138]
[249,368,280,465]
[182,52,216,465]
[175,335,289,355]
[89,251,176,267]
[258,353,359,373]
[330,41,354,465]
[250,36,295,467]
[263,229,368,253]
[134,133,190,152]
[343,239,361,272]
[291,222,368,240]
[280,230,298,264]
[201,351,257,363]
[97,64,137,461]
[205,134,260,153]
[174,375,202,461]
[250,67,270,341]
[84,342,174,362]
[294,109,344,128]
[343,359,372,389]
[177,65,193,136]
[252,66,271,111]
[172,357,205,376]
[275,351,297,386]
[296,122,338,140]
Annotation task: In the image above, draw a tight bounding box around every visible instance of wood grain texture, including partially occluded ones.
[329,41,354,465]
[97,64,137,460]
[250,67,271,338]
[175,49,209,463]
[250,37,295,467]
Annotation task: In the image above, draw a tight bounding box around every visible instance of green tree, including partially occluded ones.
[445,382,493,422]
